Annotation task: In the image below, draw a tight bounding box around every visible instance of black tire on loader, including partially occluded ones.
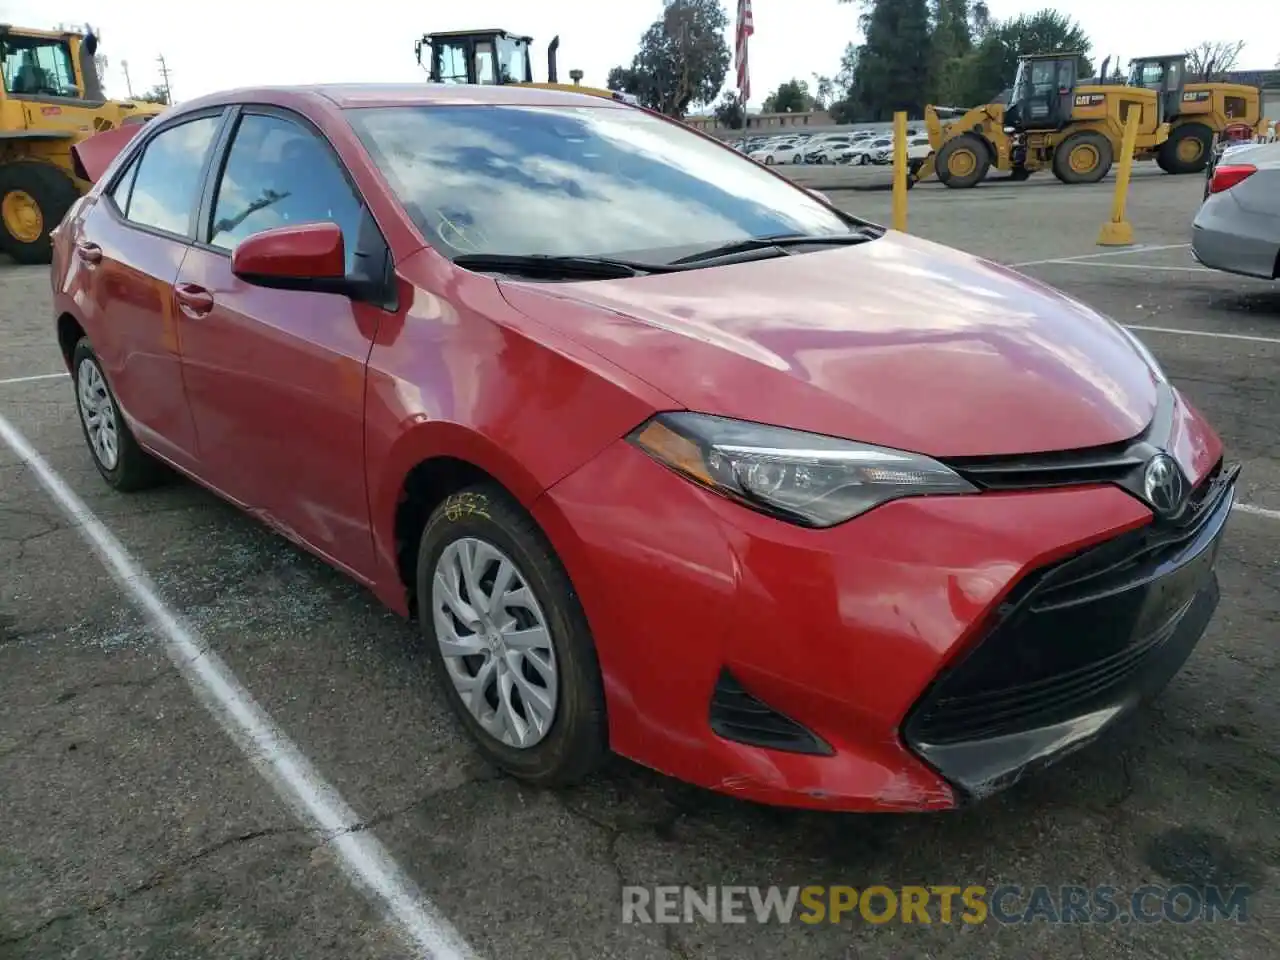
[0,161,81,265]
[935,134,991,189]
[1157,123,1213,175]
[1051,130,1113,184]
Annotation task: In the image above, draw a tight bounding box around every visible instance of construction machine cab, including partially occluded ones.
[1004,53,1081,131]
[1125,55,1187,123]
[0,25,105,102]
[416,29,563,86]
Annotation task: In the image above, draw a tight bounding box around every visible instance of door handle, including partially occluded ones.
[76,241,103,264]
[174,282,214,318]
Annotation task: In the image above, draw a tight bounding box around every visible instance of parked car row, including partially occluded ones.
[730,127,931,167]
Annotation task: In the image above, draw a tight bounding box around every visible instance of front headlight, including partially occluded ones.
[628,413,978,528]
[1116,325,1167,384]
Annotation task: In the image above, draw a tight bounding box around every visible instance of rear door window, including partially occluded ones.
[124,115,222,236]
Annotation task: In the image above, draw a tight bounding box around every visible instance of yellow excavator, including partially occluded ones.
[1,24,165,262]
[915,51,1267,189]
[415,28,639,105]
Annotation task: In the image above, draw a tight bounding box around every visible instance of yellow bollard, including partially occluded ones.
[892,111,908,232]
[1097,108,1141,246]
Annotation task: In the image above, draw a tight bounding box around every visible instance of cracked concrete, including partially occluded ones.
[2,173,1278,959]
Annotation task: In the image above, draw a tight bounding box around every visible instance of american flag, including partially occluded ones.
[735,0,754,103]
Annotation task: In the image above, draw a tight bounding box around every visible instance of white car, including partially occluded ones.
[750,140,805,165]
[872,135,933,165]
[841,137,892,165]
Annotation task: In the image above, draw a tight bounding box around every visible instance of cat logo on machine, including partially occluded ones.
[1074,93,1106,107]
[1183,90,1212,102]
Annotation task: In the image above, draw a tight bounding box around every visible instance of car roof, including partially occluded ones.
[172,82,632,113]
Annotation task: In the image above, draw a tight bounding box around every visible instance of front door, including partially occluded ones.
[174,107,384,579]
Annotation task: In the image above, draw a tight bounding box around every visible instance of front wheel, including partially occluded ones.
[416,483,608,786]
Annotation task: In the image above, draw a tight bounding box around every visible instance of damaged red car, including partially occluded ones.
[50,84,1238,811]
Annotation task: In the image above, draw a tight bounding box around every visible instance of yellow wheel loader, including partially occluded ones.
[415,29,640,105]
[1123,54,1266,174]
[0,25,165,263]
[918,52,1174,189]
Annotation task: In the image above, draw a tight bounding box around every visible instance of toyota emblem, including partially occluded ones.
[1143,454,1186,517]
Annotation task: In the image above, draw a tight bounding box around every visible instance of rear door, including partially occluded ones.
[71,110,227,468]
[173,106,387,579]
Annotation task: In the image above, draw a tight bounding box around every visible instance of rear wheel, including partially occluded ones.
[1157,123,1213,175]
[936,134,990,188]
[71,339,169,491]
[0,161,80,265]
[1052,131,1113,184]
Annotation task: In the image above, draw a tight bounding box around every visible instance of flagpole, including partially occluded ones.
[736,0,753,142]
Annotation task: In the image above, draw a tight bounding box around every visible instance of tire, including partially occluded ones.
[0,161,81,265]
[1051,130,1113,184]
[1158,123,1213,175]
[416,482,608,786]
[856,154,868,166]
[764,155,775,165]
[71,338,169,491]
[935,134,991,189]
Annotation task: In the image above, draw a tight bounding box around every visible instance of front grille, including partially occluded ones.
[709,670,833,756]
[904,461,1236,748]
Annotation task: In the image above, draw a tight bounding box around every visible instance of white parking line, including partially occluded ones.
[1011,244,1192,268]
[1044,262,1211,273]
[0,411,479,960]
[1234,502,1280,522]
[0,372,67,386]
[1125,324,1280,346]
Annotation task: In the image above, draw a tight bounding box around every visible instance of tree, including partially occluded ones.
[137,84,170,105]
[606,0,730,117]
[948,8,1092,107]
[839,0,934,120]
[1187,41,1245,81]
[713,91,746,128]
[812,74,835,109]
[932,0,974,105]
[762,79,814,113]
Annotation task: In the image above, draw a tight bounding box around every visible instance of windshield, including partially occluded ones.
[347,104,857,262]
[1,36,78,98]
[1127,61,1165,90]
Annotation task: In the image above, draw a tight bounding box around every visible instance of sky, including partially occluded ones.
[3,0,1277,108]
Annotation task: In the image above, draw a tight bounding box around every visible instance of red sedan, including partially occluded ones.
[50,83,1237,811]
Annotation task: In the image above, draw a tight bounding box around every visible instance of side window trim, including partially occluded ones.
[99,106,233,244]
[106,154,140,218]
[196,103,372,256]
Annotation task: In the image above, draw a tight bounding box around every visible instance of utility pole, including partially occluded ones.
[121,59,134,98]
[156,54,172,103]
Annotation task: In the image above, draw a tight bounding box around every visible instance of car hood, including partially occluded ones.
[496,231,1160,458]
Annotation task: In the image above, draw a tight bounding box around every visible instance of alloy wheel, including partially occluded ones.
[432,537,559,749]
[77,358,119,471]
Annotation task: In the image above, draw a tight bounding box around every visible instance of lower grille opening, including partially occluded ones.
[709,670,833,756]
[904,463,1235,749]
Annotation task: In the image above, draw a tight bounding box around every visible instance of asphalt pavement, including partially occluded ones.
[1,171,1277,960]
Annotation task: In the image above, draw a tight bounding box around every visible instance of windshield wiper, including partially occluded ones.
[452,252,676,279]
[668,230,880,265]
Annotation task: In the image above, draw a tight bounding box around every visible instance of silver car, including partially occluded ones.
[1191,140,1280,281]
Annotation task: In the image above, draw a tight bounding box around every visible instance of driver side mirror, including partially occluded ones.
[231,222,347,294]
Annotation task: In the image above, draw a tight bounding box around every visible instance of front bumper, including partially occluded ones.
[533,399,1232,812]
[903,461,1236,800]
